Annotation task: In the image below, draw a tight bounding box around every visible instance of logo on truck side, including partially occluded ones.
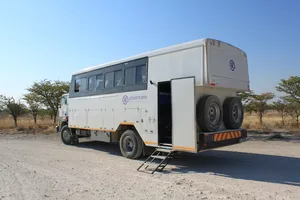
[122,95,129,105]
[229,60,235,71]
[122,95,147,105]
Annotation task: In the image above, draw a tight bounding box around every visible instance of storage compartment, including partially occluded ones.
[206,39,249,91]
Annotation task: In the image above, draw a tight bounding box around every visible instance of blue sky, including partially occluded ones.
[0,0,299,99]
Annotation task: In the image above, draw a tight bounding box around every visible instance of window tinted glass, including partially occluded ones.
[136,65,147,84]
[61,96,68,105]
[114,70,123,87]
[88,76,96,91]
[96,74,104,90]
[125,67,135,86]
[75,77,87,92]
[105,72,114,88]
[61,97,66,105]
[69,57,148,98]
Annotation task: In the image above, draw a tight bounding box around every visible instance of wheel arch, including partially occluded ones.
[61,120,68,128]
[115,123,143,142]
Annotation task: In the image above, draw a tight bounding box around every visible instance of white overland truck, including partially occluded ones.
[57,38,249,163]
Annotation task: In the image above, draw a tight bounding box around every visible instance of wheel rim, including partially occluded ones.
[123,136,134,153]
[208,103,220,125]
[232,104,241,123]
[62,129,71,141]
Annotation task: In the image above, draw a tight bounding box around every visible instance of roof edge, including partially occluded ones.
[72,38,210,75]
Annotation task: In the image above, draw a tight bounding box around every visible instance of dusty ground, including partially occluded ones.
[0,133,299,200]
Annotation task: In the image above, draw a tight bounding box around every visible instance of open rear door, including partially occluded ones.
[171,77,197,153]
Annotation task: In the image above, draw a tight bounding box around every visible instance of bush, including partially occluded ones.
[17,127,26,131]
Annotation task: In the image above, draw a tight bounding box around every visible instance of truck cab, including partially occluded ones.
[56,93,69,133]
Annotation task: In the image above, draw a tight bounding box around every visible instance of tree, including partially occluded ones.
[26,79,69,124]
[276,76,300,127]
[237,91,253,104]
[283,96,300,127]
[248,92,275,126]
[244,101,256,115]
[273,98,288,125]
[0,95,27,127]
[237,91,255,114]
[276,76,300,104]
[287,103,300,128]
[38,108,53,120]
[23,93,40,128]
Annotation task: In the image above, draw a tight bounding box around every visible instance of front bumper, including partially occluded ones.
[198,129,247,151]
[56,126,60,133]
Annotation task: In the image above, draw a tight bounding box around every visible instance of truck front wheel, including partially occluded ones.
[61,125,78,145]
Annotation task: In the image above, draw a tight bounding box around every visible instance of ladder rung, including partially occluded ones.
[137,148,175,173]
[145,162,166,168]
[151,155,167,160]
[160,143,172,146]
[156,148,172,153]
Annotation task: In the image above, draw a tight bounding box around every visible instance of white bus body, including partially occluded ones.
[60,38,249,159]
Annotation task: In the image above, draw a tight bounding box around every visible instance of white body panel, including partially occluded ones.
[207,40,249,91]
[67,38,249,151]
[171,77,197,152]
[90,131,111,143]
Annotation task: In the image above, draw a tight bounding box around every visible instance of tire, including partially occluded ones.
[119,129,144,159]
[196,95,222,132]
[223,97,244,129]
[61,125,78,145]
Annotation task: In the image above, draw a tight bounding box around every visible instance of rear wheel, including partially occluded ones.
[223,97,244,129]
[196,95,222,132]
[119,129,144,159]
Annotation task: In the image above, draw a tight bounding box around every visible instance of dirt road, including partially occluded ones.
[0,133,299,200]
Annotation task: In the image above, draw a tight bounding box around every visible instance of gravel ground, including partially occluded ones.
[0,133,299,200]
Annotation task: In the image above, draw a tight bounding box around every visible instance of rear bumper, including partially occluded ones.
[198,129,247,151]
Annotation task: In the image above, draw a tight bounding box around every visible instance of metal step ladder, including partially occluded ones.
[137,147,175,174]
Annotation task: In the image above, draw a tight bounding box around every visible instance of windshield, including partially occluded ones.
[61,96,68,106]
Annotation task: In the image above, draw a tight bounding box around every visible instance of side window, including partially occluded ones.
[125,67,135,86]
[88,76,96,91]
[114,70,123,87]
[60,97,66,106]
[105,72,114,88]
[61,96,68,105]
[96,74,104,90]
[75,77,87,92]
[136,65,147,84]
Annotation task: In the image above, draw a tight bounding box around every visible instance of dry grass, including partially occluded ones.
[0,115,56,134]
[1,111,299,134]
[242,111,300,133]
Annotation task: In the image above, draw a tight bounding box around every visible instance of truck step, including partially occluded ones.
[159,143,172,146]
[137,148,175,174]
